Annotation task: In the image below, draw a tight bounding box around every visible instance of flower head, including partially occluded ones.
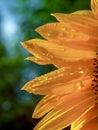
[21,0,98,130]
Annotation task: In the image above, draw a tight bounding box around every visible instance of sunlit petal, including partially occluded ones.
[71,105,98,130]
[21,39,95,68]
[21,0,98,129]
[22,67,92,95]
[80,117,98,130]
[34,91,95,130]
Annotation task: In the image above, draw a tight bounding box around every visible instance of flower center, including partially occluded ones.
[92,52,98,104]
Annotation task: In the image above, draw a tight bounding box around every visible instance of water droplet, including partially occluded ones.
[61,28,65,31]
[47,33,51,36]
[79,71,84,74]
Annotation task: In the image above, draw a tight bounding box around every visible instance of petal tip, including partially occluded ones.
[20,41,27,48]
[21,86,25,91]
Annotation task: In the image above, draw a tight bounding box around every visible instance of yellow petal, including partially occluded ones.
[52,11,98,27]
[33,83,93,118]
[25,56,50,65]
[80,117,98,130]
[21,41,50,61]
[71,105,98,130]
[22,66,92,95]
[51,13,98,47]
[25,56,94,69]
[36,22,89,43]
[33,95,66,118]
[21,39,95,68]
[21,67,65,95]
[36,23,98,51]
[52,12,98,33]
[33,90,95,130]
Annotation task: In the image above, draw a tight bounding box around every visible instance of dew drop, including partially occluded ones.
[47,33,51,36]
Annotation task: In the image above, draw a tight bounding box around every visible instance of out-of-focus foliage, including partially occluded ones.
[0,43,33,129]
[0,0,90,129]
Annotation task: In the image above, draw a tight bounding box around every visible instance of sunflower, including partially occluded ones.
[21,0,98,130]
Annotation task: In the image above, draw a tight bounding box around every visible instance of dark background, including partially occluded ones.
[0,0,90,129]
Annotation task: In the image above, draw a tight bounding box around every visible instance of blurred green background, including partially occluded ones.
[0,0,90,129]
